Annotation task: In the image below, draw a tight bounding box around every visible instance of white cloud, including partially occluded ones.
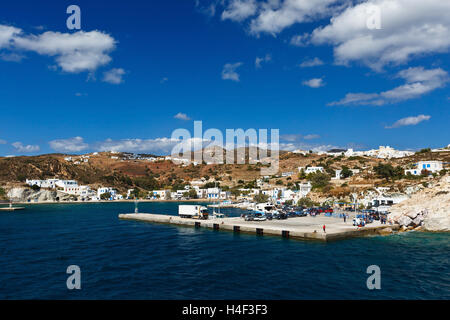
[255,53,271,68]
[385,115,431,129]
[298,57,324,67]
[303,134,320,140]
[102,68,126,84]
[196,0,218,17]
[12,142,40,153]
[12,29,116,73]
[302,77,325,88]
[280,133,320,141]
[222,62,243,81]
[49,137,89,153]
[311,0,450,70]
[249,0,339,35]
[290,33,311,47]
[95,137,207,155]
[329,67,448,106]
[174,112,191,121]
[0,25,20,48]
[222,0,257,22]
[280,142,339,152]
[280,134,303,142]
[0,52,25,62]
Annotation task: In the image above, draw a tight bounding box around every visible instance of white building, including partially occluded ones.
[297,182,312,198]
[195,188,207,199]
[327,146,413,159]
[97,187,118,200]
[152,190,171,200]
[127,189,135,199]
[281,172,294,177]
[371,193,409,208]
[26,179,60,189]
[63,185,93,197]
[55,180,78,189]
[405,161,444,175]
[332,168,360,179]
[298,166,324,174]
[207,188,220,199]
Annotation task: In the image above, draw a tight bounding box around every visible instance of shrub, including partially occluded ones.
[297,197,314,207]
[340,166,353,178]
[308,172,330,189]
[100,192,111,200]
[254,193,269,203]
[0,187,6,199]
[373,163,403,181]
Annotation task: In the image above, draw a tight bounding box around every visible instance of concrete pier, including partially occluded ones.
[0,207,25,211]
[118,213,399,242]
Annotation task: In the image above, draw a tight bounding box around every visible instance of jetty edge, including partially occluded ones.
[118,213,400,242]
[0,206,25,211]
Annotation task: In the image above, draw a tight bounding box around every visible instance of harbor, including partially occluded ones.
[118,212,399,241]
[0,202,25,211]
[0,207,25,211]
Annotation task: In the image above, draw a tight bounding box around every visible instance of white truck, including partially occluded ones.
[178,205,209,219]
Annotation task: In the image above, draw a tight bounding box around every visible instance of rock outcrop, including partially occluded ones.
[7,187,72,202]
[389,175,450,232]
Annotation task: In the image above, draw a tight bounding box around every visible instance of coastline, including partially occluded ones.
[7,198,212,206]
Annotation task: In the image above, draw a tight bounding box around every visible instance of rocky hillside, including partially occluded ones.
[389,175,450,232]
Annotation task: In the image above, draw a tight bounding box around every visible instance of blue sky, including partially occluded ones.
[0,0,449,156]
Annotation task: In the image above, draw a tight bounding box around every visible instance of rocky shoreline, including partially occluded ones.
[389,175,450,232]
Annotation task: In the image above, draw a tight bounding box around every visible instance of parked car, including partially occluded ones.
[275,212,288,220]
[244,212,266,221]
[253,213,267,221]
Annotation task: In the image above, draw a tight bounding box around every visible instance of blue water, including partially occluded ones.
[0,202,448,299]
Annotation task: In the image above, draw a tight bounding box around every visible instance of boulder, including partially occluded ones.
[397,215,413,227]
[406,211,418,219]
[377,227,393,235]
[412,215,424,226]
[423,210,450,232]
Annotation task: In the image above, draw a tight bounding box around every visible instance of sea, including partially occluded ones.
[0,202,448,299]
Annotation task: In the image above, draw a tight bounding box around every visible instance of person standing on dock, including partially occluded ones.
[343,214,346,223]
[323,225,326,233]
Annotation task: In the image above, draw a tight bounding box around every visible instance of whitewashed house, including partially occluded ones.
[207,187,220,199]
[405,161,444,175]
[97,187,118,200]
[298,166,324,174]
[55,180,78,189]
[26,179,60,189]
[152,190,171,200]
